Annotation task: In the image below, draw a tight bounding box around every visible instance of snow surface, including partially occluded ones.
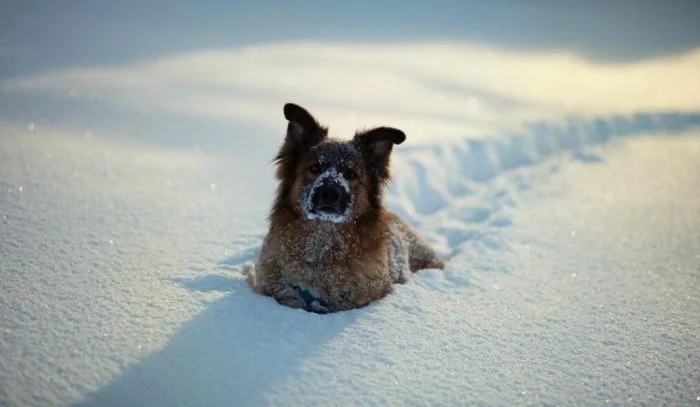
[2,7,700,403]
[2,110,699,405]
[6,42,700,143]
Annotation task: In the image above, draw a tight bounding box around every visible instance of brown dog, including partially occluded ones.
[249,103,444,313]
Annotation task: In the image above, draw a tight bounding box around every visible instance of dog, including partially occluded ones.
[248,103,444,313]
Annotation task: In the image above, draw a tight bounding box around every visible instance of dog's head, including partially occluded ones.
[271,103,405,224]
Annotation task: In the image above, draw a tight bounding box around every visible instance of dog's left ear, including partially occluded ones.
[283,103,326,148]
[274,103,328,181]
[354,127,406,180]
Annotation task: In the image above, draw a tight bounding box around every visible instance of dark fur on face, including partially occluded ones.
[271,103,405,224]
[252,103,443,313]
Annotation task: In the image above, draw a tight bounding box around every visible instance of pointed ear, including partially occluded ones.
[274,103,327,181]
[354,126,406,180]
[283,103,326,148]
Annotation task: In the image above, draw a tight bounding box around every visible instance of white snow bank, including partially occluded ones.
[387,112,700,255]
[2,109,699,405]
[5,42,700,142]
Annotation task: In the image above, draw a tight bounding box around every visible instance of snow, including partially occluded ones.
[2,112,699,405]
[5,42,700,143]
[2,8,700,405]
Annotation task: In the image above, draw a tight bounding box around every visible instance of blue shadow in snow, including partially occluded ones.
[75,246,366,406]
[170,274,241,294]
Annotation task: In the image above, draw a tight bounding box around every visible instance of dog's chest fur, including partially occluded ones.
[259,217,393,311]
[297,223,348,264]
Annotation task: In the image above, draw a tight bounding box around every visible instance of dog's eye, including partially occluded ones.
[345,169,358,180]
[309,164,321,174]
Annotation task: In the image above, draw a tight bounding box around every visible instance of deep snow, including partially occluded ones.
[1,110,699,405]
[2,5,700,404]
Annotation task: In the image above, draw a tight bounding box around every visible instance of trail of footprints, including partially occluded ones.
[388,112,700,259]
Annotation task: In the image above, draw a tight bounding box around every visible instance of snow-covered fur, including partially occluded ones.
[250,103,444,313]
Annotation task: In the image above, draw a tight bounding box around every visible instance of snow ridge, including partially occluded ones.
[387,111,700,256]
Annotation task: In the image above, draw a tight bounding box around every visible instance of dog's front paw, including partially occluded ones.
[290,284,330,314]
[274,286,309,310]
[306,299,330,314]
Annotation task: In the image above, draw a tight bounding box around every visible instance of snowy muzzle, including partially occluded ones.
[302,169,353,223]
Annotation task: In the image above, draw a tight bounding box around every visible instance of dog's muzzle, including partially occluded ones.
[311,182,350,215]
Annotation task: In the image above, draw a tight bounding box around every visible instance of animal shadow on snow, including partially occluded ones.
[75,247,364,406]
[168,245,261,293]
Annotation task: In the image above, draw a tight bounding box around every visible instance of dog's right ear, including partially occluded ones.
[283,103,326,148]
[354,126,406,182]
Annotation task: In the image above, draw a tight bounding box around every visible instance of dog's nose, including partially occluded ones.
[317,184,341,206]
[312,183,349,216]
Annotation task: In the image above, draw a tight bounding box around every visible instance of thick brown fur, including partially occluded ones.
[250,103,445,313]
